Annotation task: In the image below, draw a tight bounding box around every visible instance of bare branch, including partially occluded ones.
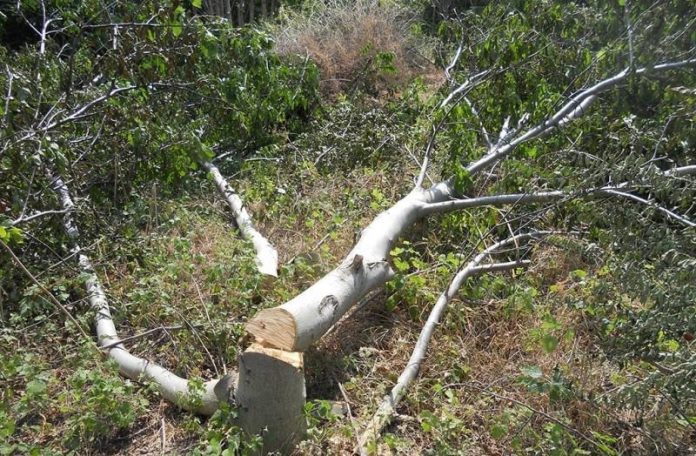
[2,66,13,130]
[200,160,279,276]
[42,84,137,131]
[358,232,549,450]
[665,165,696,177]
[601,188,696,227]
[463,96,492,148]
[440,69,491,110]
[464,58,696,176]
[415,126,436,188]
[444,42,463,84]
[99,325,191,350]
[423,186,695,228]
[48,170,225,415]
[10,208,69,226]
[470,259,531,274]
[423,191,566,214]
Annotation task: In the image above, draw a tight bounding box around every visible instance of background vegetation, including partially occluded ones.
[1,0,695,454]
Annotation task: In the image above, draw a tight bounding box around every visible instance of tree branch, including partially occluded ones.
[200,160,278,276]
[423,187,696,228]
[464,58,696,177]
[10,208,69,226]
[48,170,226,415]
[358,233,547,451]
[665,165,696,177]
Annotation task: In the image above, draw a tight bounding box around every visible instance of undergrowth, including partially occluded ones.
[2,92,694,455]
[2,1,694,454]
[270,0,439,97]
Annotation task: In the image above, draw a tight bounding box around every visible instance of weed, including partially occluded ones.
[271,0,436,96]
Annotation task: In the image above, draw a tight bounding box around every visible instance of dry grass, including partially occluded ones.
[297,241,645,454]
[272,0,436,96]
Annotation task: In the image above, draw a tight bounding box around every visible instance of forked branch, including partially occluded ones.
[358,233,549,451]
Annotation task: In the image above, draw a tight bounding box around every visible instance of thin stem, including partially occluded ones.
[0,239,92,341]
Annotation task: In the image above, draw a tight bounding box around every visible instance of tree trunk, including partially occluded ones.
[237,0,245,26]
[236,343,306,453]
[246,182,452,351]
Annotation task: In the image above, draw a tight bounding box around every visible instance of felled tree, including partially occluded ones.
[2,0,695,454]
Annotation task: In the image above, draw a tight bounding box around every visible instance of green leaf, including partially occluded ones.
[25,379,46,396]
[490,423,508,440]
[192,0,202,8]
[521,365,543,379]
[453,163,473,194]
[541,334,559,353]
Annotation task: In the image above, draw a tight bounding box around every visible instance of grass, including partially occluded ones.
[270,0,439,97]
[2,97,693,455]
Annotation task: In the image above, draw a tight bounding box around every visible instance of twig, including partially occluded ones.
[444,42,463,84]
[463,381,606,453]
[336,381,364,456]
[200,160,278,276]
[0,239,91,341]
[193,278,226,374]
[358,233,547,451]
[159,416,167,455]
[2,66,13,129]
[99,325,190,350]
[175,307,219,377]
[11,208,69,226]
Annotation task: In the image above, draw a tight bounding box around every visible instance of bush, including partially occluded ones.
[271,0,435,96]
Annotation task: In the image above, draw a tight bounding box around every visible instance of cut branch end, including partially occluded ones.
[245,307,297,351]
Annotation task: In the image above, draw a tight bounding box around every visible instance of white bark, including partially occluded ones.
[423,187,695,227]
[464,58,696,176]
[10,208,69,226]
[49,171,227,415]
[247,177,695,352]
[358,234,546,451]
[246,182,453,351]
[201,161,279,276]
[423,190,566,214]
[665,165,696,177]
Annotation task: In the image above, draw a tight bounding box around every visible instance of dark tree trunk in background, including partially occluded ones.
[204,0,276,25]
